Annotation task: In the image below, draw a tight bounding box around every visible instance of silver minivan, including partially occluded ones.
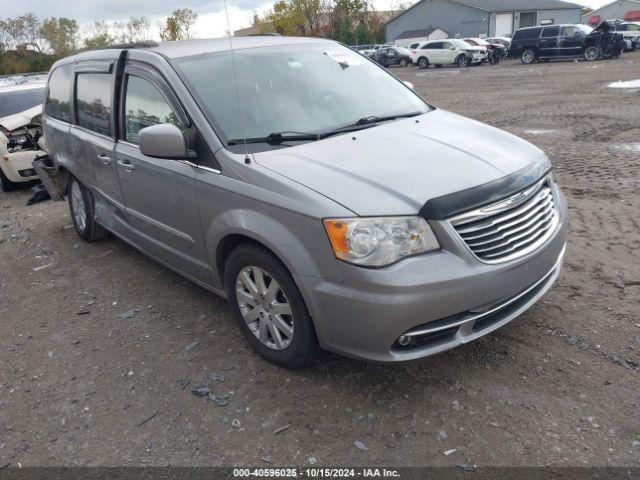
[37,36,567,368]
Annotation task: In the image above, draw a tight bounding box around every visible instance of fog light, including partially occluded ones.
[398,335,412,347]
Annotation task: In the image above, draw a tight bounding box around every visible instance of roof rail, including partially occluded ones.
[106,41,160,49]
[248,33,281,36]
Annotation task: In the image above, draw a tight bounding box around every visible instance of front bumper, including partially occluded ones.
[1,149,43,183]
[300,188,568,362]
[471,52,488,63]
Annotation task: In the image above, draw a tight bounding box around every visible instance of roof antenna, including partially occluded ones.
[223,0,251,164]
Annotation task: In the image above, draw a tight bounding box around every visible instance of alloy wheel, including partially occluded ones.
[70,181,86,232]
[522,50,535,64]
[584,46,599,61]
[235,266,294,350]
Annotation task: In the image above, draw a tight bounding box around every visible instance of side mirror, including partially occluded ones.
[139,123,193,159]
[403,81,415,90]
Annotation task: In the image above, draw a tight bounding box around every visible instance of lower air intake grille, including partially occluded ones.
[451,177,558,263]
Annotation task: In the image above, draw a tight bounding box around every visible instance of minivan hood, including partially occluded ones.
[255,109,550,216]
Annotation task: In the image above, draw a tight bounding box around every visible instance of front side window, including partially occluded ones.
[627,24,640,31]
[76,73,112,136]
[45,66,72,122]
[124,75,183,144]
[173,43,429,150]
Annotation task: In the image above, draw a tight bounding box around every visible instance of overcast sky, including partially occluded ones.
[3,0,614,38]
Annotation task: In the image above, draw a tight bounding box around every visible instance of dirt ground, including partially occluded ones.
[1,54,639,468]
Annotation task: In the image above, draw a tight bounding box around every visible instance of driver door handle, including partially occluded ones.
[117,159,135,171]
[97,153,111,165]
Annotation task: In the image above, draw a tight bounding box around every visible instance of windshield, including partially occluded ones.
[0,88,44,119]
[577,24,593,34]
[173,43,429,148]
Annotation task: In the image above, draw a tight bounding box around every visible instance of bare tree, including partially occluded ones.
[158,8,198,41]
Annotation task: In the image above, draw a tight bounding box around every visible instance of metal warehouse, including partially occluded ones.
[582,0,640,25]
[385,0,583,43]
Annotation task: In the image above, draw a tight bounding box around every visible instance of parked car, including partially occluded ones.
[509,22,625,64]
[609,21,640,50]
[412,39,488,68]
[0,83,46,191]
[37,37,567,368]
[485,36,512,50]
[373,46,413,67]
[463,37,507,63]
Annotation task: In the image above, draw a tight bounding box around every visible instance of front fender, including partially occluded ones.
[206,208,344,291]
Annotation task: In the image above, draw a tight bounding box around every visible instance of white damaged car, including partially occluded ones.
[0,83,47,191]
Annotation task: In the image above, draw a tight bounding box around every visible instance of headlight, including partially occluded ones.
[323,216,440,267]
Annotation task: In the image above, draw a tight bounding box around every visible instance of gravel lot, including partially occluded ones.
[1,55,639,468]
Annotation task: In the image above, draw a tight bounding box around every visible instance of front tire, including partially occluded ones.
[521,48,537,64]
[584,46,600,61]
[457,55,469,67]
[225,244,320,369]
[68,176,109,242]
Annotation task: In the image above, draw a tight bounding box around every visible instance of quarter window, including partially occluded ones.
[124,75,183,144]
[76,73,112,136]
[45,66,72,122]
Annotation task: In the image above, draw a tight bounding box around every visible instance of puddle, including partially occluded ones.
[614,144,640,152]
[607,79,640,89]
[523,129,560,135]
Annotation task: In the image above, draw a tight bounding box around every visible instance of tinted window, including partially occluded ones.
[0,88,44,119]
[513,28,541,40]
[409,43,419,49]
[45,66,71,122]
[124,76,183,144]
[542,26,559,36]
[75,73,112,136]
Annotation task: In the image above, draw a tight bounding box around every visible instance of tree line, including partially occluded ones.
[252,0,407,46]
[0,9,198,75]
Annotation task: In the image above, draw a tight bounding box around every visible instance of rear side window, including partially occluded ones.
[76,73,112,136]
[542,26,559,37]
[123,75,184,144]
[45,66,71,122]
[513,28,541,40]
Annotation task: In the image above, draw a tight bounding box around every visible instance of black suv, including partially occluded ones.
[372,46,412,68]
[509,22,625,64]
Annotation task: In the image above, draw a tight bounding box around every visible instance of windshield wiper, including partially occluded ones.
[354,111,424,126]
[228,131,320,145]
[227,112,425,146]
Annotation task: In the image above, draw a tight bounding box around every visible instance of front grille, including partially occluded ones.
[451,177,558,263]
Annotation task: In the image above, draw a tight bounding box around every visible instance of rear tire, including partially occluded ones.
[68,176,109,242]
[0,167,21,192]
[417,57,429,69]
[225,243,320,369]
[521,48,537,64]
[399,58,408,67]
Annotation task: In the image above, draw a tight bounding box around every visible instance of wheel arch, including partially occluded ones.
[208,209,343,292]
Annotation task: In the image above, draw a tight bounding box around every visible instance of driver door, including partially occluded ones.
[113,65,210,283]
